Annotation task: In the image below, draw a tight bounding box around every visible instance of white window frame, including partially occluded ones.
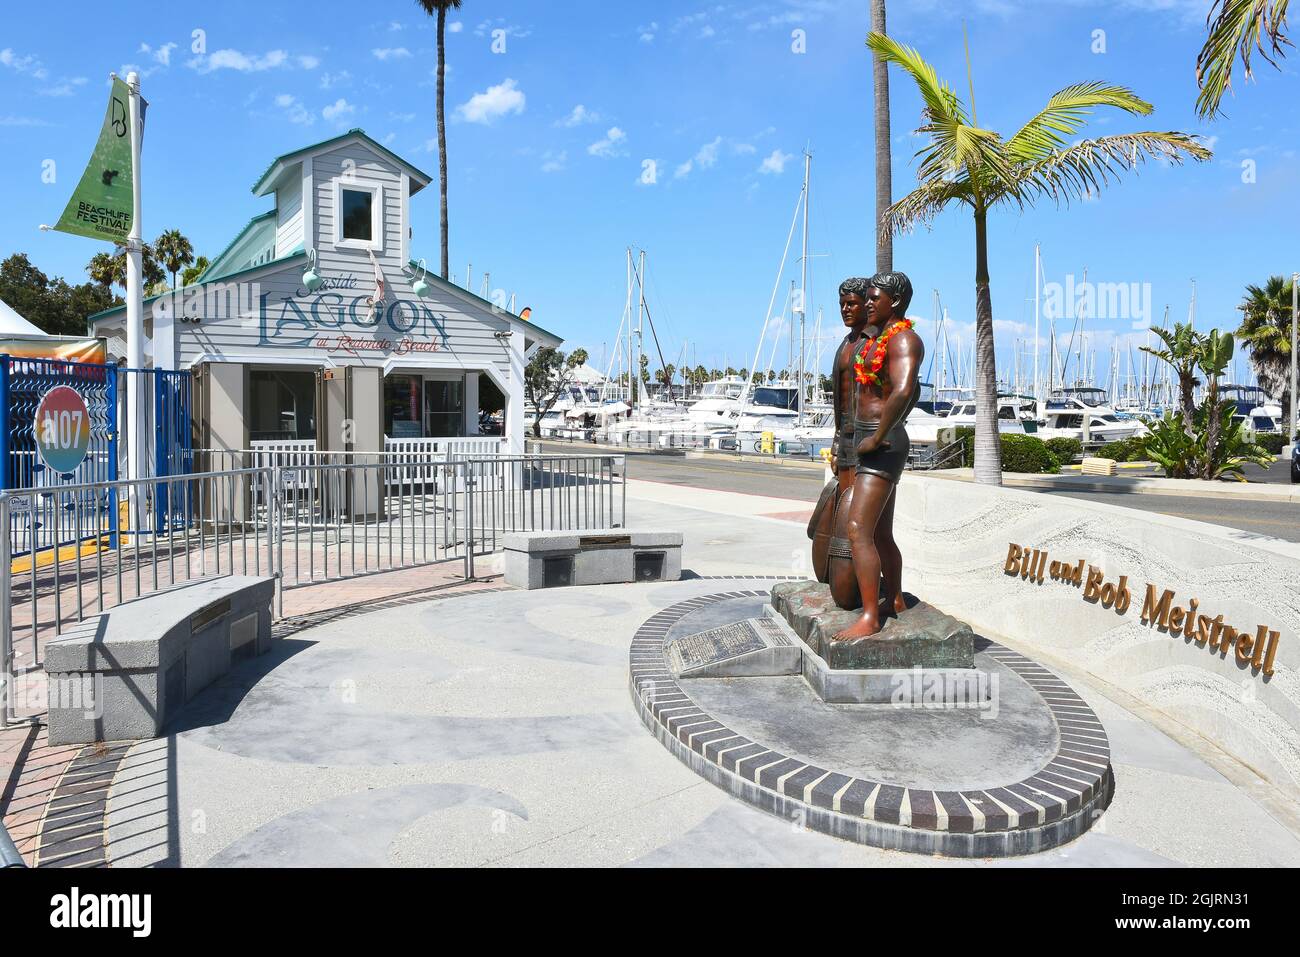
[333,179,384,252]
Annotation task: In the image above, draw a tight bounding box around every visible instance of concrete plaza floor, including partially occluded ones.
[89,482,1300,867]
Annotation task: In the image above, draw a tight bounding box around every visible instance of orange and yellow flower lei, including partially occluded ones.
[853,319,913,386]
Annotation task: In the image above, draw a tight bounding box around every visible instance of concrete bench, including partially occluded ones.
[44,575,275,745]
[504,530,682,589]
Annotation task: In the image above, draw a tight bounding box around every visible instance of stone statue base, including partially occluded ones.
[771,580,975,671]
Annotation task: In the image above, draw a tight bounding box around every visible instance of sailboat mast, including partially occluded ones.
[636,249,646,410]
[798,151,810,426]
[1033,242,1041,402]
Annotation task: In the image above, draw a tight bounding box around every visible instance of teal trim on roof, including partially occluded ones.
[86,250,309,329]
[407,259,564,346]
[252,128,434,196]
[199,210,276,283]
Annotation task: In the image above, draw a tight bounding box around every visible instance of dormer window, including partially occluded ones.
[333,179,384,251]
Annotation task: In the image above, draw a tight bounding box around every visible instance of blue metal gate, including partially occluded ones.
[0,355,119,558]
[143,368,193,531]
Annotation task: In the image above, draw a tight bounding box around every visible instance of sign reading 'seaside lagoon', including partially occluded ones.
[258,280,451,352]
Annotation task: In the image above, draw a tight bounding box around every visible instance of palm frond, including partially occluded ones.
[1196,0,1292,120]
[1006,83,1153,164]
[881,179,974,237]
[1014,132,1213,207]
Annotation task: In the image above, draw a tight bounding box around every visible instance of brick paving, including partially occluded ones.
[1,565,505,867]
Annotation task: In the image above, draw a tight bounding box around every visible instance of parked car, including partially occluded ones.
[1292,440,1299,484]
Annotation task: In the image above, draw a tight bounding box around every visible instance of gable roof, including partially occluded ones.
[408,260,564,349]
[252,129,435,197]
[198,210,276,283]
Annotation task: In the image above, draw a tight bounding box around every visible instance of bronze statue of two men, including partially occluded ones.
[809,272,924,640]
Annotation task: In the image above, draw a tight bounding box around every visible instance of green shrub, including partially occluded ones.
[934,427,1058,473]
[1044,437,1083,464]
[1097,436,1148,462]
[1001,434,1059,473]
[1256,432,1286,455]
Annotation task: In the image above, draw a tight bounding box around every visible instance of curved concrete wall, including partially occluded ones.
[895,476,1300,793]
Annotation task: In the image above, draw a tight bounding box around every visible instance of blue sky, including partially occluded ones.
[2,0,1296,389]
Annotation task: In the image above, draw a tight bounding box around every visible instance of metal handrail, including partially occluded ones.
[0,820,24,868]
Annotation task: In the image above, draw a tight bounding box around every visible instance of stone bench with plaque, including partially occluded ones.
[44,575,275,745]
[503,530,682,589]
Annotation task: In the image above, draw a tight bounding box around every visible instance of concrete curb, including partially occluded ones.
[923,468,1300,503]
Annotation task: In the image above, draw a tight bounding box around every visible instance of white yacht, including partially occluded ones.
[1222,384,1283,434]
[1036,388,1148,443]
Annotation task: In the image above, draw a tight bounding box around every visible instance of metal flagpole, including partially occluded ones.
[125,72,145,484]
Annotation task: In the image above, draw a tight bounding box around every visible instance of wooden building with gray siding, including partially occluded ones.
[88,129,562,459]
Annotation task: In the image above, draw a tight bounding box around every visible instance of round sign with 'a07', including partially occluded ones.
[34,385,92,475]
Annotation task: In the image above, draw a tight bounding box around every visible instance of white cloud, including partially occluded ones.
[298,55,320,70]
[274,93,315,126]
[322,98,355,122]
[675,137,724,179]
[455,78,526,124]
[139,42,178,67]
[372,47,412,61]
[557,104,600,127]
[0,115,51,126]
[0,48,40,74]
[588,126,628,158]
[448,21,464,33]
[319,70,351,89]
[699,25,716,38]
[189,49,291,74]
[695,136,722,168]
[388,20,404,32]
[541,150,567,173]
[759,149,793,174]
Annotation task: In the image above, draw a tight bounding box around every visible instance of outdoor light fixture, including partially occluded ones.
[302,249,323,293]
[494,330,513,340]
[411,258,431,298]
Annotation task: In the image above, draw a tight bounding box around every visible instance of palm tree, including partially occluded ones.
[1141,322,1203,427]
[416,0,463,280]
[86,242,165,292]
[181,256,210,287]
[1237,275,1295,422]
[154,229,195,290]
[870,0,892,272]
[867,32,1212,484]
[1196,329,1235,478]
[1196,1,1292,119]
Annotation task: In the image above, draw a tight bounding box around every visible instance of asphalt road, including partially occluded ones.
[1038,488,1299,542]
[545,442,1300,543]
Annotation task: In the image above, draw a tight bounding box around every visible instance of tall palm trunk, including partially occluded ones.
[871,0,892,273]
[436,7,450,280]
[1202,377,1220,480]
[973,207,1002,484]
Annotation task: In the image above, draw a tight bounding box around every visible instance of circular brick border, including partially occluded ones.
[630,587,1115,858]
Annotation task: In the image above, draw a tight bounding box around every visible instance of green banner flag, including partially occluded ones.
[52,76,134,243]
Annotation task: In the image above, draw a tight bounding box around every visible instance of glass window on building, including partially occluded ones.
[424,378,464,438]
[385,375,423,438]
[341,188,374,242]
[249,370,317,441]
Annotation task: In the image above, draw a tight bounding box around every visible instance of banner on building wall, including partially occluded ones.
[50,76,136,243]
[0,337,108,364]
